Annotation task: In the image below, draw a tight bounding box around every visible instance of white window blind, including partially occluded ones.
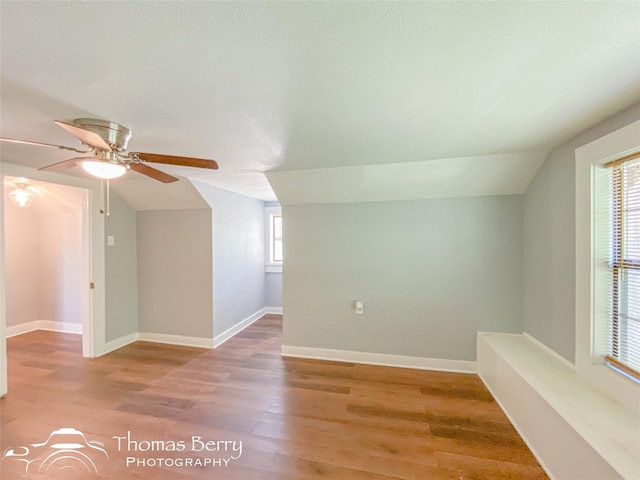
[607,152,640,380]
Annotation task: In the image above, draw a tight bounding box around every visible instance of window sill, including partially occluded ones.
[265,264,282,273]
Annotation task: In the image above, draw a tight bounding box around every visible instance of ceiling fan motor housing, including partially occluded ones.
[73,118,132,152]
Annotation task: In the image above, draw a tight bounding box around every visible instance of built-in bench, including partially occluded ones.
[477,332,639,480]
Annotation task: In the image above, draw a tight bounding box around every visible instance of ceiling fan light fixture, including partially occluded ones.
[81,160,127,179]
[9,181,34,208]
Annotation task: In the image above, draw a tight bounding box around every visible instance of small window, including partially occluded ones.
[271,214,283,263]
[264,206,282,272]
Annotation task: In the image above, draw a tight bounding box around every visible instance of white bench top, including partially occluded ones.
[479,333,640,480]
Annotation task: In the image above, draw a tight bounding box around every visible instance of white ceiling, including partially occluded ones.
[1,2,639,206]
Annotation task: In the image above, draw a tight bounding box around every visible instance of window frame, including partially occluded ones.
[264,206,282,273]
[605,154,640,379]
[271,214,283,264]
[575,119,640,415]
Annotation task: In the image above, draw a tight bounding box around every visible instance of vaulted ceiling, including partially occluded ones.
[1,2,639,206]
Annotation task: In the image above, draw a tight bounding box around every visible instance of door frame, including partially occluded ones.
[1,162,107,396]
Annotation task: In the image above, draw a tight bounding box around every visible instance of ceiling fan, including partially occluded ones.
[0,118,219,183]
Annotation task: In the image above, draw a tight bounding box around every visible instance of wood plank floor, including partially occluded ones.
[0,315,547,479]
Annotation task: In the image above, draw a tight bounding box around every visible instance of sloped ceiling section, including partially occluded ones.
[110,175,208,212]
[1,2,639,207]
[268,151,548,205]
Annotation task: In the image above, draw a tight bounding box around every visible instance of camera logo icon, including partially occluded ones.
[3,427,109,478]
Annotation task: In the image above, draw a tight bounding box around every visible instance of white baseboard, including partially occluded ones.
[264,307,283,315]
[39,320,83,334]
[9,310,274,352]
[137,332,214,349]
[6,320,82,338]
[6,321,39,338]
[213,308,267,348]
[101,309,273,353]
[103,332,139,354]
[281,345,476,373]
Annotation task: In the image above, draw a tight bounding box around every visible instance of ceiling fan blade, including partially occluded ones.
[135,152,218,170]
[129,162,179,183]
[38,157,86,172]
[55,120,111,150]
[0,137,91,153]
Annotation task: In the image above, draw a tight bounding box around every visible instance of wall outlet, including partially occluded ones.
[107,235,115,246]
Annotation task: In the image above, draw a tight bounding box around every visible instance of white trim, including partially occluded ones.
[6,320,82,338]
[265,205,282,265]
[523,332,575,371]
[103,332,139,354]
[5,323,212,350]
[213,308,266,348]
[575,119,640,415]
[6,322,40,338]
[72,309,276,354]
[265,264,283,273]
[0,177,5,397]
[478,332,637,480]
[281,345,476,373]
[137,332,214,349]
[39,320,82,335]
[80,186,93,358]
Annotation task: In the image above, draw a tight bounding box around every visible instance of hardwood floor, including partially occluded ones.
[0,315,547,479]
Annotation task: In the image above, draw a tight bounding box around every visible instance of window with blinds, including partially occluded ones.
[607,153,640,380]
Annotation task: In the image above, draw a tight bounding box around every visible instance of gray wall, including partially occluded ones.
[283,196,523,361]
[266,273,283,309]
[191,182,266,337]
[105,193,138,342]
[4,202,83,328]
[38,213,83,326]
[4,204,40,327]
[136,209,213,338]
[523,102,640,362]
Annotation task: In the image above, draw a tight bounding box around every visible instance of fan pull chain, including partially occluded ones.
[99,179,105,215]
[106,178,111,217]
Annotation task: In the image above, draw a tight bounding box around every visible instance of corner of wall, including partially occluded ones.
[190,182,268,338]
[522,102,640,363]
[105,192,139,342]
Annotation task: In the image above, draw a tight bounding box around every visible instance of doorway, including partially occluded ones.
[3,176,91,357]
